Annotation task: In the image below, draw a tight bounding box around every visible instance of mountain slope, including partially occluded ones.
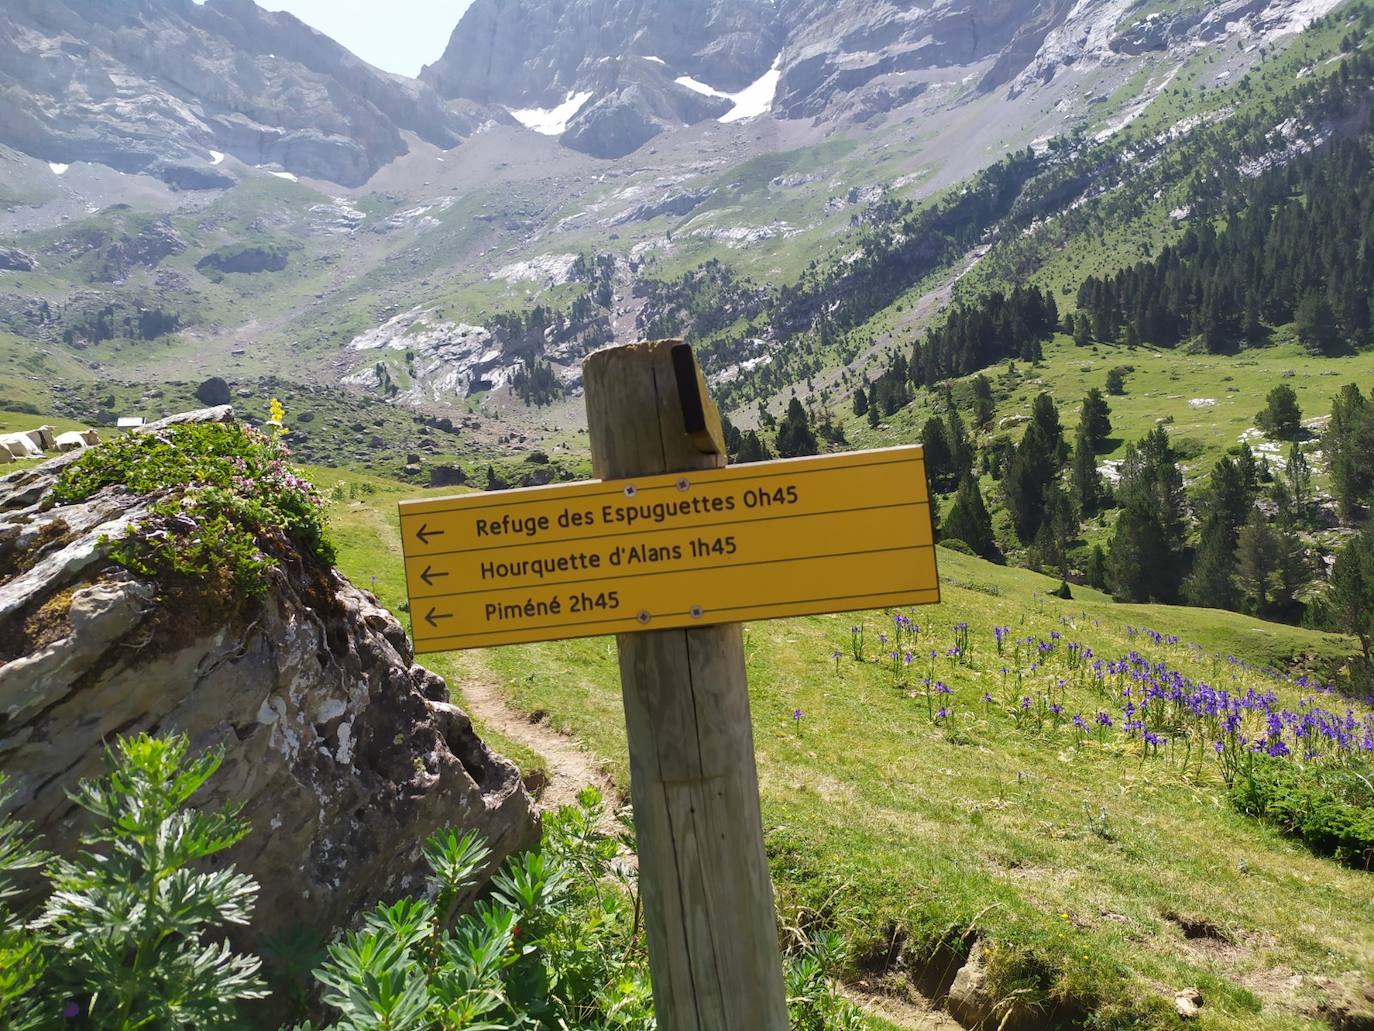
[0,0,481,186]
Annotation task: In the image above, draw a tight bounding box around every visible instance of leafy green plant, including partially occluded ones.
[4,738,871,1030]
[1228,756,1374,868]
[785,931,864,1031]
[0,774,49,1031]
[304,786,655,1031]
[50,421,333,600]
[0,735,266,1029]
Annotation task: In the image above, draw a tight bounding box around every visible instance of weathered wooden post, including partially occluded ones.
[581,339,789,1031]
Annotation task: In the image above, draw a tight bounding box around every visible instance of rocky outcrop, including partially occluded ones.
[196,243,288,276]
[945,940,1038,1031]
[611,189,711,225]
[152,161,237,191]
[424,0,778,106]
[0,0,479,186]
[93,218,185,283]
[0,408,539,941]
[0,246,36,272]
[429,464,468,488]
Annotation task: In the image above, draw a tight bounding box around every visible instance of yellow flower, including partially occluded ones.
[267,398,286,435]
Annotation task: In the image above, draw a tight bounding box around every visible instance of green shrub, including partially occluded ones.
[3,742,865,1029]
[300,788,865,1031]
[938,538,975,555]
[50,421,334,599]
[0,774,48,1031]
[785,931,864,1031]
[297,786,654,1031]
[1229,757,1374,868]
[0,735,266,1028]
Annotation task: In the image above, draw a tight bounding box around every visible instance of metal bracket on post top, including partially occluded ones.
[670,342,727,456]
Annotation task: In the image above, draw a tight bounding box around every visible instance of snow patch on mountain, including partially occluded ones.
[676,54,781,123]
[510,91,594,135]
[722,56,783,122]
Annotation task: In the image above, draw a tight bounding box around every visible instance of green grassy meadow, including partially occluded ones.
[846,336,1374,487]
[322,465,1373,1031]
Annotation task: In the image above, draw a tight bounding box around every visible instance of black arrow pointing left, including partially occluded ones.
[415,523,445,546]
[424,608,454,629]
[420,565,449,587]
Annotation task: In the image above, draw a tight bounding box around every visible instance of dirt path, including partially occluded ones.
[842,986,965,1031]
[457,674,621,818]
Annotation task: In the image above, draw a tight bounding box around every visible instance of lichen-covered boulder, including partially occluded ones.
[0,408,539,941]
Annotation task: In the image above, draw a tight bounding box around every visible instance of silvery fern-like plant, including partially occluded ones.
[32,733,267,1028]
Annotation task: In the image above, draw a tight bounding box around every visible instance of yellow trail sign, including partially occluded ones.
[399,445,939,652]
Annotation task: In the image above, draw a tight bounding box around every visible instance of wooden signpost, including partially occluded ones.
[399,340,941,1031]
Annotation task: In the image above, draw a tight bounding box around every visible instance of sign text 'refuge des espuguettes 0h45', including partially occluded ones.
[398,445,939,653]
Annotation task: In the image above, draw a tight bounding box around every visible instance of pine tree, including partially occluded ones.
[1206,455,1254,536]
[1327,526,1374,662]
[1048,488,1078,579]
[1235,509,1281,615]
[1073,313,1092,347]
[945,407,974,481]
[1185,516,1238,610]
[1235,442,1260,496]
[944,473,996,559]
[1256,384,1302,440]
[852,385,869,417]
[1325,384,1374,522]
[971,374,996,429]
[737,430,771,464]
[1106,367,1128,396]
[1285,443,1312,525]
[1079,388,1112,450]
[1086,544,1108,589]
[1119,428,1186,552]
[1029,393,1067,464]
[775,397,819,458]
[1272,522,1312,618]
[1108,428,1186,602]
[1295,289,1340,355]
[1070,425,1102,515]
[1107,500,1171,602]
[921,417,954,490]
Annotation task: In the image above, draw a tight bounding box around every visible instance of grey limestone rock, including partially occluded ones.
[0,407,539,942]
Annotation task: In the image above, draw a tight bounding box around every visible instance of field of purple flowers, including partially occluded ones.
[846,607,1373,792]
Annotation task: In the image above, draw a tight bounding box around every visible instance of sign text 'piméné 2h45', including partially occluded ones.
[399,445,938,653]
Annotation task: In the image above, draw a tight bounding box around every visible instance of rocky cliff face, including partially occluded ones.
[422,0,1091,154]
[0,0,1348,170]
[0,0,479,186]
[421,0,778,158]
[420,0,1347,157]
[0,407,539,941]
